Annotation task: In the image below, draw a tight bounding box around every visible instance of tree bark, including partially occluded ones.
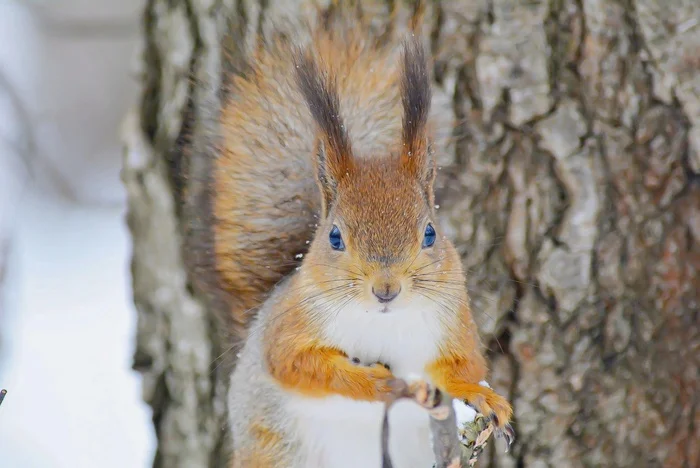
[123,0,699,467]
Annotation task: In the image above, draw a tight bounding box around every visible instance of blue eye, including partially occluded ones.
[422,223,436,248]
[329,225,345,251]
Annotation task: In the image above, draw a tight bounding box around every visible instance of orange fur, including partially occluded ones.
[426,300,513,429]
[427,355,513,429]
[270,345,394,400]
[264,285,395,400]
[221,3,515,463]
[231,422,286,468]
[213,10,403,338]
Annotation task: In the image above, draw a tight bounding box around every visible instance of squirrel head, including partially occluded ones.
[294,38,464,313]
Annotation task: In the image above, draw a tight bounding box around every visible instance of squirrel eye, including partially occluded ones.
[329,225,345,251]
[422,223,436,248]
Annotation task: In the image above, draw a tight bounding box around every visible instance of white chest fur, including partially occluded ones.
[285,297,445,468]
[323,295,445,377]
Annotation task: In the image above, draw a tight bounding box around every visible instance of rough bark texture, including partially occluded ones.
[123,0,699,467]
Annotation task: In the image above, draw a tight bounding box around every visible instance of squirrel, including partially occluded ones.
[210,5,514,468]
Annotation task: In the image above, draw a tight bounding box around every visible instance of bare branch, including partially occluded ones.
[381,379,499,468]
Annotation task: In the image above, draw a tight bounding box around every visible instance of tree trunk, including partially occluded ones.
[123,0,699,467]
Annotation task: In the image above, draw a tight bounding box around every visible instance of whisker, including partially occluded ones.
[414,286,500,325]
[303,262,365,278]
[402,249,423,275]
[209,342,240,375]
[245,283,361,342]
[407,256,449,275]
[414,278,466,287]
[413,284,465,296]
[326,291,360,322]
[411,269,465,277]
[283,277,361,295]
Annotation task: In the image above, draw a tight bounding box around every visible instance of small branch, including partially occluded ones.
[465,419,494,467]
[428,395,462,468]
[381,379,506,468]
[381,400,393,468]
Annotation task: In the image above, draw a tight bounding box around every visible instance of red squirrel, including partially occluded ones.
[214,6,514,467]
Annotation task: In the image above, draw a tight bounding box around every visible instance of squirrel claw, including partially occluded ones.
[491,419,515,452]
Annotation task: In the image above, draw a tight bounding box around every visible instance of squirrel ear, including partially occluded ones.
[313,138,349,217]
[294,50,354,217]
[399,37,435,205]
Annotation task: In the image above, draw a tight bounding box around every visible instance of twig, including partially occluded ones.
[381,379,465,468]
[429,395,462,468]
[381,401,393,468]
[381,379,511,468]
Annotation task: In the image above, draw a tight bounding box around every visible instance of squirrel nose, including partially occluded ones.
[372,284,401,303]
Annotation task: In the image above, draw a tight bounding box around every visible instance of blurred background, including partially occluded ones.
[1,0,698,467]
[0,1,154,466]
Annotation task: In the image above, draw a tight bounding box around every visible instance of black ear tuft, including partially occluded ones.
[293,49,353,217]
[399,36,435,207]
[400,36,431,163]
[293,51,352,167]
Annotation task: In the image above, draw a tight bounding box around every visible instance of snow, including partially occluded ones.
[0,184,155,468]
[452,399,478,426]
[453,381,493,427]
[0,1,152,463]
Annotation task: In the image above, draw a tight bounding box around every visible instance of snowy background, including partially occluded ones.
[0,1,155,466]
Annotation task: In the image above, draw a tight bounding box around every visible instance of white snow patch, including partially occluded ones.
[0,185,155,468]
[453,380,492,427]
[452,399,477,426]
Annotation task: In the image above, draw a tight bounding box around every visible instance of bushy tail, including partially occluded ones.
[180,0,428,349]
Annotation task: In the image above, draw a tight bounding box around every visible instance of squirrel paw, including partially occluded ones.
[349,359,395,397]
[405,376,441,409]
[385,375,442,409]
[352,358,391,371]
[350,358,392,371]
[365,362,394,396]
[463,389,515,448]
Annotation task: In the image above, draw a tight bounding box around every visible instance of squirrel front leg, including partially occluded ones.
[427,355,513,428]
[267,344,395,401]
[426,319,514,441]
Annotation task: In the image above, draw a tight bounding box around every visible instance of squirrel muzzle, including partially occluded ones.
[371,272,402,304]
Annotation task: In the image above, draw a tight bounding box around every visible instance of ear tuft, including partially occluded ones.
[293,51,352,162]
[399,36,435,203]
[401,37,431,155]
[293,49,353,217]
